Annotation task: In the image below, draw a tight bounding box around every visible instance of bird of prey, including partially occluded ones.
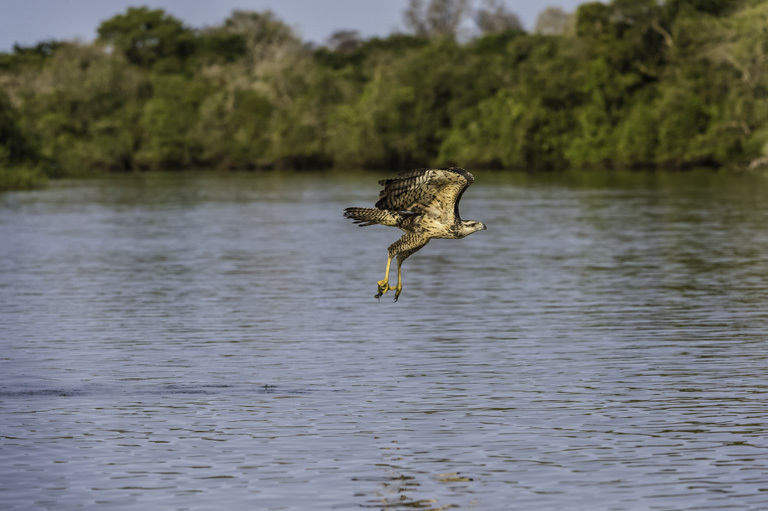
[344,167,486,301]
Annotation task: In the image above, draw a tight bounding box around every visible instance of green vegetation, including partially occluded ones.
[2,0,768,189]
[0,89,51,189]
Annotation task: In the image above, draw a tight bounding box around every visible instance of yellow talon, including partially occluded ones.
[375,279,389,298]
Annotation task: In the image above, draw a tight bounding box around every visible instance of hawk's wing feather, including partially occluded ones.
[375,167,474,224]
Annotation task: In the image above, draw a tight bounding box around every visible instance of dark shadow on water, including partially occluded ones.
[0,383,311,399]
[0,388,90,398]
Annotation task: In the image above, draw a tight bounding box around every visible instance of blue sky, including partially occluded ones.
[2,0,587,51]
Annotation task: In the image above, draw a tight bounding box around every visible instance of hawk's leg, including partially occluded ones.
[376,233,429,301]
[391,256,405,301]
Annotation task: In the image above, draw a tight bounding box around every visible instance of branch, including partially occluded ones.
[650,19,674,48]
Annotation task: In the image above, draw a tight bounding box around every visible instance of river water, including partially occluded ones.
[1,170,768,510]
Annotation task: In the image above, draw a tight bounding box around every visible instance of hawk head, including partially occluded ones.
[457,220,487,238]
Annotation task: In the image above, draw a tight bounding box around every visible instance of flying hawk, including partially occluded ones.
[344,167,486,301]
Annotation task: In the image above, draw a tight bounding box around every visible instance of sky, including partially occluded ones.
[1,0,587,52]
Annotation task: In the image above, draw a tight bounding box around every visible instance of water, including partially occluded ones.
[2,170,768,510]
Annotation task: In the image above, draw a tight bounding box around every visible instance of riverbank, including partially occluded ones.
[0,167,47,191]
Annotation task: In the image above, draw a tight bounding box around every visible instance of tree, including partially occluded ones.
[0,40,64,71]
[10,42,148,172]
[217,10,303,69]
[195,29,247,65]
[0,91,38,167]
[665,0,735,19]
[574,2,612,40]
[475,0,524,34]
[0,95,48,188]
[534,7,573,36]
[97,7,194,69]
[325,30,364,54]
[136,75,211,168]
[403,0,471,39]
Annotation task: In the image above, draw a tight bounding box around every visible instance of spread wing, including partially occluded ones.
[374,167,474,224]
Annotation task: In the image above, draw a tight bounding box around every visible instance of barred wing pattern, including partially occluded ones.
[374,167,474,225]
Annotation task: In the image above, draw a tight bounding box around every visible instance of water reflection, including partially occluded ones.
[1,170,768,510]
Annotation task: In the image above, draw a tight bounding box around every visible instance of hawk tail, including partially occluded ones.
[344,207,398,227]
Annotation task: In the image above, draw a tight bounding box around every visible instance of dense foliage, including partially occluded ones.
[1,0,767,188]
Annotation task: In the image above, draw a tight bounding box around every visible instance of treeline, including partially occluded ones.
[2,0,768,189]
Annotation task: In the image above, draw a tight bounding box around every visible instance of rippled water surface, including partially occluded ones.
[2,170,768,510]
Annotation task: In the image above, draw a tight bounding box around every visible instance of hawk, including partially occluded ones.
[344,167,487,301]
